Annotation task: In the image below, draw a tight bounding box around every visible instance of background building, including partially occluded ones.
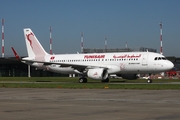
[83,47,157,53]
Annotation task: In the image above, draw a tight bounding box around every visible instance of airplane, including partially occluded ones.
[14,28,174,83]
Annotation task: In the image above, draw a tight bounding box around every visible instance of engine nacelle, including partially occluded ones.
[87,68,108,80]
[117,74,139,80]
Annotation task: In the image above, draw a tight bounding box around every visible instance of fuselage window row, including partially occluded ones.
[50,58,139,63]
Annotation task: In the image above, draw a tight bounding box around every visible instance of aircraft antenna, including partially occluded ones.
[1,18,4,57]
[159,22,163,55]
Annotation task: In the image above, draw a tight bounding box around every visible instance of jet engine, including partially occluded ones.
[117,74,139,80]
[87,68,108,80]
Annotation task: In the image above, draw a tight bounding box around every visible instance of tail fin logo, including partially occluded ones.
[26,32,34,49]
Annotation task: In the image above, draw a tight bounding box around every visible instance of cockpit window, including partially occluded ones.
[154,57,167,60]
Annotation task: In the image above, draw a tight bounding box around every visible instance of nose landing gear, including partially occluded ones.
[147,74,152,83]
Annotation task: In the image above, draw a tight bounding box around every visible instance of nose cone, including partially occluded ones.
[166,61,174,70]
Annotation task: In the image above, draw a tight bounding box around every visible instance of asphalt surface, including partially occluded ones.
[0,88,180,120]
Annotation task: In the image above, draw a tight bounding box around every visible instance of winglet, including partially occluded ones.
[11,47,21,60]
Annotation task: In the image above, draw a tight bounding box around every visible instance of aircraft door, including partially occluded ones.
[142,54,148,66]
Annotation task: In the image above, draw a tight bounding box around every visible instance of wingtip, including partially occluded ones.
[11,47,21,60]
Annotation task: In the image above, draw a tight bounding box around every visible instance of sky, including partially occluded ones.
[0,0,180,57]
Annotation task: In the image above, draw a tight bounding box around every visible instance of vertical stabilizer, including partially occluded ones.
[24,28,49,58]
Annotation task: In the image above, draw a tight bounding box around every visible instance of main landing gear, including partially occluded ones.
[101,77,109,82]
[79,77,87,83]
[147,74,152,83]
[79,77,109,83]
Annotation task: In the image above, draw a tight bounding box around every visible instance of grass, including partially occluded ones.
[0,77,180,89]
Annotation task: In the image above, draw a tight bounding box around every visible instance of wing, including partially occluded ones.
[11,47,21,60]
[21,59,108,73]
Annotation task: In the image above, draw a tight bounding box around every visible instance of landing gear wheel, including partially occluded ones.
[83,78,87,83]
[147,79,152,83]
[79,78,87,83]
[101,78,109,83]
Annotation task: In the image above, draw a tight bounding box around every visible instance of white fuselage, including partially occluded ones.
[29,52,174,74]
